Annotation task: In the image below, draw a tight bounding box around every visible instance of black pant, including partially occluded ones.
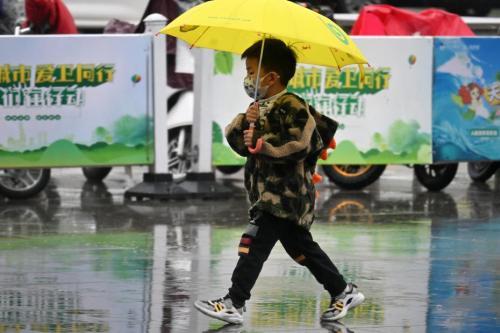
[228,211,347,307]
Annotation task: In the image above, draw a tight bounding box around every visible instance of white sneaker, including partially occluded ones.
[194,296,245,325]
[321,283,365,322]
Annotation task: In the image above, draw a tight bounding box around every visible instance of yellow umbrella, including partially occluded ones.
[159,0,368,70]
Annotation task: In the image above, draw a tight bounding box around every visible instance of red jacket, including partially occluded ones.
[351,5,474,36]
[25,0,77,34]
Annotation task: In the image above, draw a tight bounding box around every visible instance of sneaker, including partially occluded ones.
[321,283,365,322]
[194,296,245,325]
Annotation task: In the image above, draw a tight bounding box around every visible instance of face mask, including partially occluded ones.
[243,73,271,100]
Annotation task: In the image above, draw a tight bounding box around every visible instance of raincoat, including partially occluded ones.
[351,5,474,36]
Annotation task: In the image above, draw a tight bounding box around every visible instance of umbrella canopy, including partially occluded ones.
[159,0,368,70]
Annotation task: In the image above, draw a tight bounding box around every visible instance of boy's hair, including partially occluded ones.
[242,38,297,86]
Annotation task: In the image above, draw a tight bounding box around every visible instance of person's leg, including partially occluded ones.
[194,211,279,324]
[279,221,347,297]
[228,211,280,307]
[279,221,364,321]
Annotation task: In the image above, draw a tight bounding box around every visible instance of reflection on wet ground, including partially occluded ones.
[0,167,499,333]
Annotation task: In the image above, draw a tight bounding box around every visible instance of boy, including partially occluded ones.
[194,39,364,325]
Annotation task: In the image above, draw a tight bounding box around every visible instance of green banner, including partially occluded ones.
[0,36,153,168]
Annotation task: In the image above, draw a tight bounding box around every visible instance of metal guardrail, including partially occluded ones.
[335,13,500,35]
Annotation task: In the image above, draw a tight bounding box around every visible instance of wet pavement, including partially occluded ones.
[0,166,499,333]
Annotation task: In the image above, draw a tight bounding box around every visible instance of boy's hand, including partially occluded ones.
[246,102,259,123]
[244,127,255,147]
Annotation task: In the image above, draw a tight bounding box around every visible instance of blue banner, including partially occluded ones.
[433,38,500,162]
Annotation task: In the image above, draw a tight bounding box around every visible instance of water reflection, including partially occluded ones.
[0,184,61,237]
[320,321,355,333]
[426,181,500,333]
[0,182,150,333]
[0,237,151,333]
[0,175,499,332]
[317,186,459,223]
[465,180,500,221]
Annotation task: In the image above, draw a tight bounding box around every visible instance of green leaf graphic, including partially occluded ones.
[212,122,223,143]
[214,51,234,75]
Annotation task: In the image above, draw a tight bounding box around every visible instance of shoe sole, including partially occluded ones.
[194,301,244,325]
[350,292,365,309]
[321,292,365,322]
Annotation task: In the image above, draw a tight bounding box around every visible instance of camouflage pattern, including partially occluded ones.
[225,93,337,229]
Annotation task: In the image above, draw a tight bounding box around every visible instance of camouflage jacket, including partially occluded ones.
[225,92,337,229]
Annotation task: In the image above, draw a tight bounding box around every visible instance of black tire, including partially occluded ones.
[467,162,499,183]
[168,126,192,177]
[82,167,112,182]
[0,169,51,199]
[216,165,243,175]
[322,164,386,190]
[414,163,458,191]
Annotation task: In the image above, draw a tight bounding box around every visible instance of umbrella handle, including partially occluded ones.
[247,122,263,153]
[248,138,263,154]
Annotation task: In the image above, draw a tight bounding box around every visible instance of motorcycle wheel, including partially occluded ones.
[414,163,458,191]
[216,165,243,175]
[168,126,192,178]
[82,167,112,182]
[322,164,386,190]
[0,169,51,199]
[467,162,499,183]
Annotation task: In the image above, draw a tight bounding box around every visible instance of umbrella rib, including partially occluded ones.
[328,48,341,71]
[190,26,211,49]
[254,34,267,101]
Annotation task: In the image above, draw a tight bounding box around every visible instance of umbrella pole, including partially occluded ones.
[249,35,266,133]
[253,35,266,102]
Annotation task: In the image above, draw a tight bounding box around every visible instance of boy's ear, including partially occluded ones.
[271,72,281,85]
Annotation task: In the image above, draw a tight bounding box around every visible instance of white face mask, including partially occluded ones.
[243,73,271,100]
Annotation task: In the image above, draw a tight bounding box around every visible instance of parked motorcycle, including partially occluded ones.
[0,0,64,199]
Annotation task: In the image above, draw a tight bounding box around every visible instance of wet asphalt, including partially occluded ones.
[0,165,499,333]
